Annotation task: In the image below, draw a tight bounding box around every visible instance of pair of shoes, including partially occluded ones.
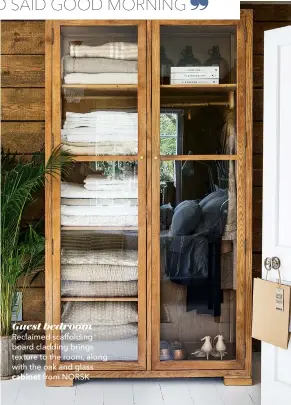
[160,340,187,361]
[192,335,227,360]
[171,341,187,360]
[160,341,171,361]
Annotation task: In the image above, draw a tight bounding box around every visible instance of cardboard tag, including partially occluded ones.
[276,287,284,311]
[252,278,291,349]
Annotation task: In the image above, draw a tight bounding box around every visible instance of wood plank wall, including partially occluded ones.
[1,6,291,337]
[241,4,291,280]
[1,21,46,328]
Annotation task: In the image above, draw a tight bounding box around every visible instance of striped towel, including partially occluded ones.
[70,42,138,60]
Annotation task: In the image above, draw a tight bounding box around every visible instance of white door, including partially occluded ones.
[262,25,291,405]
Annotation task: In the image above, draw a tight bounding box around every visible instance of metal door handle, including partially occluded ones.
[264,257,272,271]
[271,257,281,270]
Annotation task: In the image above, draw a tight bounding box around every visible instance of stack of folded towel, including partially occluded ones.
[61,301,138,361]
[63,42,138,84]
[61,111,138,156]
[61,174,138,227]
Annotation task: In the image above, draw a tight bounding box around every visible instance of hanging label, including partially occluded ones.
[276,287,284,311]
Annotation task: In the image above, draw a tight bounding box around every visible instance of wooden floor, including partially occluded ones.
[1,354,261,405]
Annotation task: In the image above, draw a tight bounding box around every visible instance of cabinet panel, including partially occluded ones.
[47,21,147,371]
[151,18,248,371]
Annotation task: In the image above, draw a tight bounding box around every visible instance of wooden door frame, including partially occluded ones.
[45,19,148,372]
[150,11,253,376]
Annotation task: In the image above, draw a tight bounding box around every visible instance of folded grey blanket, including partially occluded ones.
[63,56,138,74]
[61,264,138,282]
[61,249,138,266]
[62,302,138,325]
[61,280,138,297]
[61,323,138,341]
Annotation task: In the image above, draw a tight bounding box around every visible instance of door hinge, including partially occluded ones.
[51,28,54,45]
[244,27,247,42]
[244,239,247,254]
[245,134,247,149]
[52,239,54,255]
[243,344,246,358]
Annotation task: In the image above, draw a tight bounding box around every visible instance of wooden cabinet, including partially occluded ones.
[45,12,253,386]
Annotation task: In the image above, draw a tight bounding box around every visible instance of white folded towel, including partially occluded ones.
[61,198,138,206]
[62,133,137,143]
[66,111,137,119]
[61,215,138,227]
[61,182,138,199]
[61,204,138,216]
[64,73,137,85]
[84,175,138,185]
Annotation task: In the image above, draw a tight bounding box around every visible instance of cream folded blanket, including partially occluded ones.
[61,214,138,227]
[61,204,138,216]
[62,301,138,325]
[61,198,138,206]
[61,182,138,199]
[61,249,138,266]
[70,42,138,60]
[61,280,138,297]
[61,323,138,341]
[61,264,138,282]
[63,56,138,74]
[64,73,137,85]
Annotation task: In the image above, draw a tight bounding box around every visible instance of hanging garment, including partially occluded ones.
[164,234,209,284]
[187,241,223,316]
[164,190,228,317]
[220,110,237,289]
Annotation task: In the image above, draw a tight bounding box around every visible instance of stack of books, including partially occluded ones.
[170,66,219,84]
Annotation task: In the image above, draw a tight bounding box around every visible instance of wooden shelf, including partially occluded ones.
[61,297,138,302]
[61,226,138,231]
[73,155,138,162]
[160,155,238,161]
[161,84,236,96]
[62,84,137,96]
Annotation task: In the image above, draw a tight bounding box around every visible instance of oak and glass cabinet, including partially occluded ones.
[45,12,253,386]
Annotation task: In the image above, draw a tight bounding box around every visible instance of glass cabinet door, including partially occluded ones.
[151,18,247,370]
[49,21,147,370]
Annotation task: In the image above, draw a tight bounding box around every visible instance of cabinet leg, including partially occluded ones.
[223,377,252,386]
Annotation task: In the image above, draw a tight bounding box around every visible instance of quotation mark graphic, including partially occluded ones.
[190,0,209,10]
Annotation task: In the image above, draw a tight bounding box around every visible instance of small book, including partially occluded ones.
[171,72,219,79]
[170,78,219,84]
[171,66,219,74]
